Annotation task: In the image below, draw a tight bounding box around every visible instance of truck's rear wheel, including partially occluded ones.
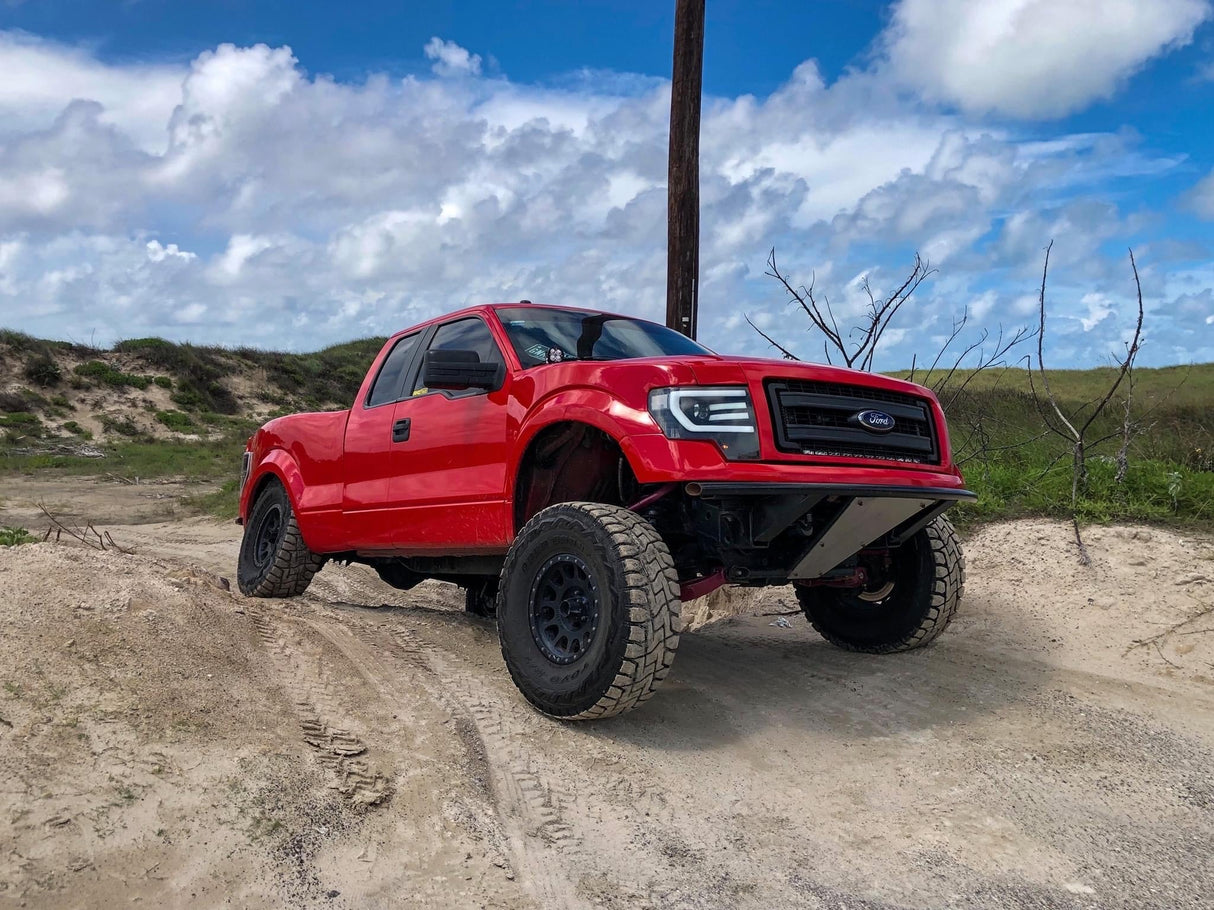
[497,502,681,719]
[796,515,963,653]
[237,480,325,598]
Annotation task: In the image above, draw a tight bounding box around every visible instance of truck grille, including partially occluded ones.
[765,379,938,464]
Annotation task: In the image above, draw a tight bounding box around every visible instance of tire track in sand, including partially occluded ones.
[305,613,589,909]
[249,609,391,809]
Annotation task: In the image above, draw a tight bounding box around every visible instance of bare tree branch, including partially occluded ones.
[38,502,133,554]
[745,315,798,360]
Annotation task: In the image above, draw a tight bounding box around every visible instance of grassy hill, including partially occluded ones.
[1,329,1211,529]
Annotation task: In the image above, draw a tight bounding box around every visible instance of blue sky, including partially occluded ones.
[1,0,1212,367]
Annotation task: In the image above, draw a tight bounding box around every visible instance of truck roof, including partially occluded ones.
[386,301,649,342]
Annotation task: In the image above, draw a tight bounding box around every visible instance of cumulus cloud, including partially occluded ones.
[424,37,482,77]
[0,31,182,151]
[0,31,1209,366]
[881,0,1212,118]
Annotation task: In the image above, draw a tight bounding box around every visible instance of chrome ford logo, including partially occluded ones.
[855,409,895,433]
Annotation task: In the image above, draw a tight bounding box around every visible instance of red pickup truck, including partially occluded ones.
[237,303,973,719]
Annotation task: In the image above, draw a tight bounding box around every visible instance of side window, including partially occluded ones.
[366,333,420,407]
[411,318,503,394]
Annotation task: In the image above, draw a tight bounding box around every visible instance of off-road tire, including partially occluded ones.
[497,502,681,719]
[796,514,964,653]
[237,480,325,598]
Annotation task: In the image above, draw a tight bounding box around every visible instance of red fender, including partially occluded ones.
[509,387,658,501]
[240,449,306,521]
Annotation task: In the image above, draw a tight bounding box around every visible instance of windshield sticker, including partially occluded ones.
[526,344,550,360]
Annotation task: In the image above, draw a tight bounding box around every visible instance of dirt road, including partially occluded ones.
[1,477,1212,908]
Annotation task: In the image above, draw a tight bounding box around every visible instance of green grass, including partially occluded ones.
[0,527,37,547]
[0,412,44,443]
[927,365,1214,530]
[155,410,197,433]
[74,360,151,390]
[0,424,256,481]
[186,479,241,519]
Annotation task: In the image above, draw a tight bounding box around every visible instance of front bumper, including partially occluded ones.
[624,433,968,490]
[688,482,975,581]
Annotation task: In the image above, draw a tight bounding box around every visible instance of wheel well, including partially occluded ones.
[513,422,638,532]
[247,470,284,511]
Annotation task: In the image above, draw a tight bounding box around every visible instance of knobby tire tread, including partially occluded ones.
[799,514,964,654]
[498,502,681,720]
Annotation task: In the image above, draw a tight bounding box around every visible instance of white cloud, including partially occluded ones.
[0,31,182,152]
[1185,170,1214,218]
[0,32,1208,366]
[145,240,195,263]
[881,0,1212,119]
[424,37,482,78]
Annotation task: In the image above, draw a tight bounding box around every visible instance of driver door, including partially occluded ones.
[388,316,513,551]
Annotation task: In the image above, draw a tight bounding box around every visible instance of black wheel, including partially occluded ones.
[497,502,681,719]
[464,577,498,617]
[237,480,325,597]
[796,515,964,653]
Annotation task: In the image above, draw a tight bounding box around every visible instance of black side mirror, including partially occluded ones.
[422,349,504,392]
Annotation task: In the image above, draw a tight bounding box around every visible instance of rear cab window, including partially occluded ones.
[366,333,421,407]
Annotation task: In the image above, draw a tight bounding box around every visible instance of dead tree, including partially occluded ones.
[754,249,934,370]
[750,250,1033,465]
[1029,241,1145,564]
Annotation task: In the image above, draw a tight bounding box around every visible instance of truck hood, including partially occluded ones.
[678,355,938,402]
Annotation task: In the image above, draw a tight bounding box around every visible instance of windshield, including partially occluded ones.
[495,307,713,368]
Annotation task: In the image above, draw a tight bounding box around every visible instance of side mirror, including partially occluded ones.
[422,349,504,392]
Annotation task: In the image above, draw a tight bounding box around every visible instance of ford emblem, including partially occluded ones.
[855,409,895,433]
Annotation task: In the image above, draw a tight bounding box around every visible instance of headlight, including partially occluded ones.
[647,386,760,460]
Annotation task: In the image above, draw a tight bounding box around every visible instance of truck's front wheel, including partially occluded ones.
[497,502,682,719]
[796,515,963,653]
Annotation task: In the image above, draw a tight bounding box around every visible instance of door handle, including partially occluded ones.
[392,418,411,443]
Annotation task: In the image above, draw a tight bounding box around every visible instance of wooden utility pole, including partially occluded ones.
[666,0,704,339]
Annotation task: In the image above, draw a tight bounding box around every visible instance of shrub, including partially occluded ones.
[24,354,62,387]
[0,412,43,442]
[153,376,173,389]
[115,338,237,414]
[0,527,37,547]
[155,410,196,432]
[73,361,150,390]
[0,330,43,354]
[62,420,92,439]
[99,414,142,437]
[0,391,28,413]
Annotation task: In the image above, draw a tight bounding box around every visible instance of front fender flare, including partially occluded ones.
[510,389,659,498]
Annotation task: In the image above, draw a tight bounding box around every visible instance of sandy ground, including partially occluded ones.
[1,475,1213,909]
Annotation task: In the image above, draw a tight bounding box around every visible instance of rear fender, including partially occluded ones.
[240,449,308,530]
